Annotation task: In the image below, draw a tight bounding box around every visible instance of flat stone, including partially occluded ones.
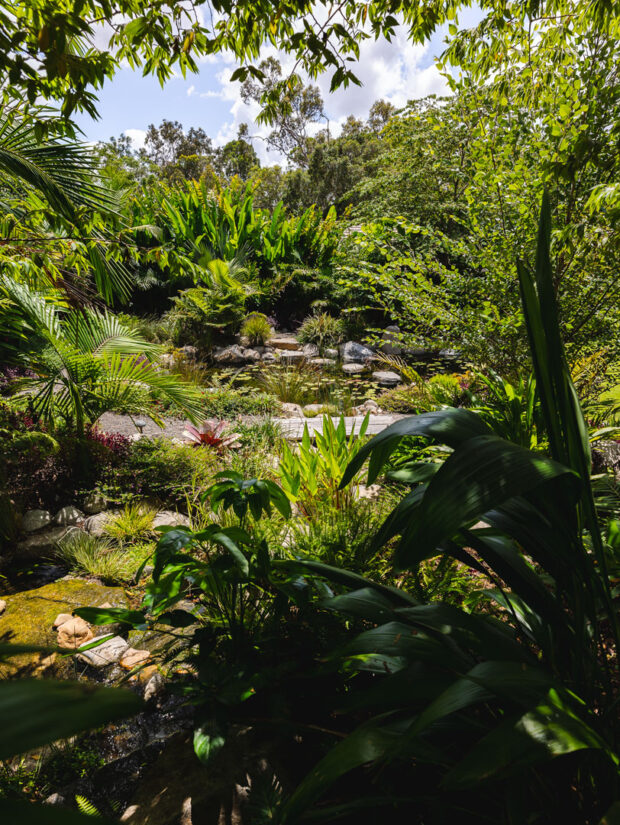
[16,526,78,557]
[77,635,129,667]
[54,505,84,526]
[56,616,94,649]
[340,341,374,364]
[270,335,300,351]
[310,358,335,368]
[22,509,52,533]
[83,493,107,515]
[372,370,401,386]
[279,350,305,364]
[152,511,190,529]
[301,343,319,357]
[342,363,365,375]
[281,402,304,418]
[120,647,151,670]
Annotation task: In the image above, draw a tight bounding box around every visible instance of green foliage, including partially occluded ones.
[296,312,345,351]
[470,371,542,449]
[103,502,157,543]
[55,532,131,584]
[258,363,319,406]
[242,313,272,346]
[202,387,280,419]
[1,279,203,432]
[277,414,369,517]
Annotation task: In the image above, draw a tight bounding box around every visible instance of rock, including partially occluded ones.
[120,647,151,670]
[324,347,339,359]
[178,345,198,360]
[261,351,277,362]
[53,612,74,629]
[592,440,620,479]
[158,353,176,369]
[45,793,66,806]
[339,341,374,364]
[301,343,319,358]
[342,363,365,375]
[270,335,300,351]
[83,492,107,515]
[0,579,127,676]
[358,484,382,501]
[372,370,401,387]
[310,358,335,368]
[0,599,6,615]
[212,344,247,366]
[84,510,119,537]
[242,348,262,363]
[279,350,305,364]
[16,526,78,557]
[353,399,381,415]
[281,403,304,418]
[380,325,403,356]
[303,404,329,416]
[54,505,84,526]
[152,510,190,530]
[56,616,95,649]
[22,509,52,533]
[144,672,165,702]
[77,635,129,667]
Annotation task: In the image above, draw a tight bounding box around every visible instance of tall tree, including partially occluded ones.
[144,119,214,181]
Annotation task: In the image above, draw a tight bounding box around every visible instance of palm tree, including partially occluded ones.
[1,277,204,433]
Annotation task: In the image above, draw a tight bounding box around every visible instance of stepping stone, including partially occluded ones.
[270,336,300,351]
[342,363,365,375]
[372,370,401,387]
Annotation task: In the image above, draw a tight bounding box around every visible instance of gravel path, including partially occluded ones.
[98,412,409,441]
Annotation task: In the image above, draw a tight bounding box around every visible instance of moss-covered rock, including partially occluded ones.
[0,577,127,676]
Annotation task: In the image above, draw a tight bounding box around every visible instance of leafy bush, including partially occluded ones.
[202,387,280,418]
[296,312,345,351]
[167,285,245,351]
[107,437,220,504]
[426,373,467,406]
[242,313,272,346]
[277,414,369,516]
[378,384,425,413]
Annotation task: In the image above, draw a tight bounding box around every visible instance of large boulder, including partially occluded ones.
[22,509,52,533]
[83,492,108,515]
[212,344,247,365]
[54,505,84,526]
[301,343,319,358]
[84,511,119,537]
[281,403,304,418]
[380,325,403,356]
[16,525,79,557]
[243,348,262,363]
[151,511,190,530]
[339,341,374,364]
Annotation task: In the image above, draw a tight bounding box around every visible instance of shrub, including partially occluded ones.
[378,384,425,413]
[242,313,272,346]
[107,437,220,504]
[296,312,345,352]
[202,387,280,418]
[167,286,245,352]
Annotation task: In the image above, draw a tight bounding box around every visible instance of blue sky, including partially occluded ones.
[75,13,480,165]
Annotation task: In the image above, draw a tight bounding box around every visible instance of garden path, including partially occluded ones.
[98,412,408,441]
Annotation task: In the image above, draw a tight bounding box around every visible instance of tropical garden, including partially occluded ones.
[0,0,620,823]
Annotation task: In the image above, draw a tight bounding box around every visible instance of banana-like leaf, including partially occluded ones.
[0,680,142,761]
[0,799,118,825]
[395,435,579,568]
[341,408,493,487]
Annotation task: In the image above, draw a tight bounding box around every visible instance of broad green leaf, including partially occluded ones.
[0,680,142,761]
[74,607,147,627]
[194,723,226,764]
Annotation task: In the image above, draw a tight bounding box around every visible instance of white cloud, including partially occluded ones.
[187,84,196,97]
[125,128,147,149]
[205,23,448,165]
